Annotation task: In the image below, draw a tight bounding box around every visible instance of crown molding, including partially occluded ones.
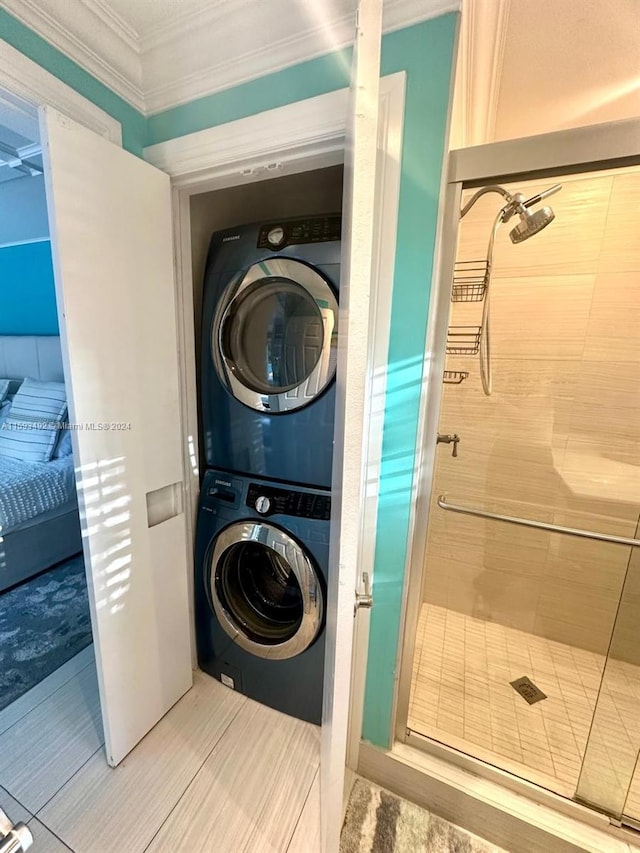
[142,0,459,115]
[2,0,459,117]
[142,3,356,116]
[0,36,122,144]
[80,0,140,47]
[0,0,145,112]
[383,0,460,34]
[453,0,510,148]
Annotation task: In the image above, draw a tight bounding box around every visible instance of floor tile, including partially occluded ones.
[407,602,639,801]
[0,785,31,826]
[28,819,73,853]
[287,770,320,852]
[39,671,245,853]
[0,647,95,737]
[146,699,320,853]
[0,663,103,813]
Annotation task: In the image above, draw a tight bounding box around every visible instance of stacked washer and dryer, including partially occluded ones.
[195,214,341,724]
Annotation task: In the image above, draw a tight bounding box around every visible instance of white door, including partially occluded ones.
[40,107,193,766]
[321,1,382,850]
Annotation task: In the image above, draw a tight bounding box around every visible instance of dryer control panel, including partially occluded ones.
[257,215,341,250]
[247,483,331,520]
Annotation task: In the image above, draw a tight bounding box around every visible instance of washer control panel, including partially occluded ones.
[247,483,331,520]
[257,215,341,250]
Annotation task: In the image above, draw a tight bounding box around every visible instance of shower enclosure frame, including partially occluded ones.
[390,115,640,832]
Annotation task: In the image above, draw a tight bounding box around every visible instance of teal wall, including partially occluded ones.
[147,50,352,146]
[0,9,145,155]
[0,241,58,334]
[362,15,456,746]
[2,10,457,747]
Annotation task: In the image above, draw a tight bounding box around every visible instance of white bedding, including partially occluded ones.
[0,455,77,535]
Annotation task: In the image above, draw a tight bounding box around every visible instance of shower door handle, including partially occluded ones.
[355,572,373,614]
[438,495,640,548]
[0,808,32,853]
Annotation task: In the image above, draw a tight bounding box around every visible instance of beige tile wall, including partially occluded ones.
[423,169,640,655]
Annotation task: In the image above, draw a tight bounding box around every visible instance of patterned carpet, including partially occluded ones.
[0,554,92,711]
[341,779,507,853]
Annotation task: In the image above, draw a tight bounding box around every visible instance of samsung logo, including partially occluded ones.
[214,478,232,487]
[222,234,240,242]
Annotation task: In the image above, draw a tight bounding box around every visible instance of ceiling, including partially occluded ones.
[495,0,640,142]
[0,0,637,143]
[452,0,640,148]
[101,0,212,36]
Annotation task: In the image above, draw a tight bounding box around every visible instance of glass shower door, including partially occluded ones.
[576,533,640,825]
[408,164,640,819]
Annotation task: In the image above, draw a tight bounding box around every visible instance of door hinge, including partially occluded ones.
[354,571,373,614]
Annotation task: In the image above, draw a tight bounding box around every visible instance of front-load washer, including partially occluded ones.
[201,214,341,488]
[195,468,330,724]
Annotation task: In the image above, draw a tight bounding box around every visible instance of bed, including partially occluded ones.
[0,335,82,592]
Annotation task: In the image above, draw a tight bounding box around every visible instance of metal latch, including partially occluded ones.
[0,808,32,853]
[355,572,373,614]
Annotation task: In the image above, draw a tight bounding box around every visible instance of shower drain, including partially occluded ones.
[510,676,547,705]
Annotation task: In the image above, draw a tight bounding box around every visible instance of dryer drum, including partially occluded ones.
[208,521,324,660]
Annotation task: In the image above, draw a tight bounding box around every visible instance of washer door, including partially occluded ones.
[208,521,324,660]
[212,258,338,413]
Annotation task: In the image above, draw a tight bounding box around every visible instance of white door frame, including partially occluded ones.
[0,38,122,144]
[394,116,640,746]
[144,73,407,682]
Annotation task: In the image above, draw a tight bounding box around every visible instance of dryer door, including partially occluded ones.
[208,520,324,659]
[212,258,338,413]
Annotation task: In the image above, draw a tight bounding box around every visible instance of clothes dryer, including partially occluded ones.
[201,215,340,488]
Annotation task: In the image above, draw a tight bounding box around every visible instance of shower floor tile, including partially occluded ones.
[409,603,640,813]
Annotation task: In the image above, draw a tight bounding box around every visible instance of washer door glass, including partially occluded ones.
[213,258,338,413]
[209,521,324,660]
[222,278,322,395]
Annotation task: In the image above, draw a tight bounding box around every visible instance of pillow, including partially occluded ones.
[0,378,67,463]
[53,428,73,459]
[0,379,9,403]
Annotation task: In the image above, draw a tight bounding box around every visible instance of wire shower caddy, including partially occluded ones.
[451,259,489,303]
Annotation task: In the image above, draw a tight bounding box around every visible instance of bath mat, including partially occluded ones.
[341,778,506,852]
[0,554,92,711]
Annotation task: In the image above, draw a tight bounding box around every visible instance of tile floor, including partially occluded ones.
[409,603,640,819]
[0,649,320,852]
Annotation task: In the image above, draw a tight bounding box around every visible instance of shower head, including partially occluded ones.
[501,183,561,243]
[508,205,555,243]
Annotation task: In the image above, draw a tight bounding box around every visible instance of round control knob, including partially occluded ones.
[255,495,271,514]
[267,226,285,247]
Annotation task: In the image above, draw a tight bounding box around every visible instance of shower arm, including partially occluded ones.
[460,185,513,220]
[460,183,563,221]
